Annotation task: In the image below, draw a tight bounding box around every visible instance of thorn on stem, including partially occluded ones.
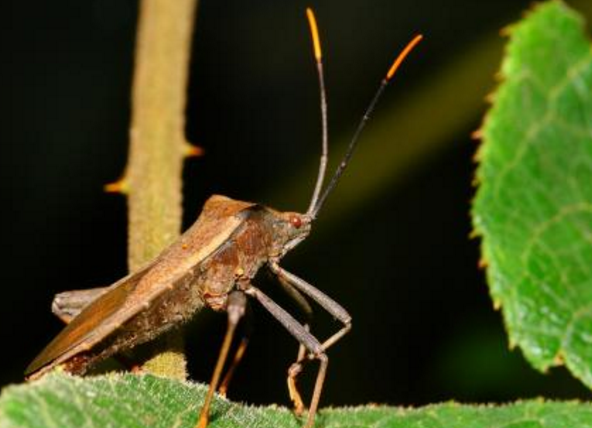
[104,178,129,194]
[184,143,205,158]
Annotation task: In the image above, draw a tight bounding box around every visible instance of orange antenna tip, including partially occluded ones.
[306,8,322,61]
[386,34,423,80]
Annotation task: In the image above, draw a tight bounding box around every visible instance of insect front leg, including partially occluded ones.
[276,274,314,361]
[244,285,328,428]
[196,290,247,428]
[277,274,314,324]
[269,261,352,350]
[269,262,352,413]
[276,274,314,414]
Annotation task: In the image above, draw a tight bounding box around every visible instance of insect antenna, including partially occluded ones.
[308,32,423,219]
[305,8,329,215]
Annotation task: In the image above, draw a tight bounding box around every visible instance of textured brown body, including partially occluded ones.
[26,194,303,378]
[25,15,419,428]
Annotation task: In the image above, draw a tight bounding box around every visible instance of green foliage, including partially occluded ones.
[473,1,592,387]
[2,373,592,428]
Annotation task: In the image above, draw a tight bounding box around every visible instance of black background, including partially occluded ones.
[3,0,591,409]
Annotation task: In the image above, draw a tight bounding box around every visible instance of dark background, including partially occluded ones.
[3,0,591,409]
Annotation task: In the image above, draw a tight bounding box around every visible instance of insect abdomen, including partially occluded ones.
[72,270,207,373]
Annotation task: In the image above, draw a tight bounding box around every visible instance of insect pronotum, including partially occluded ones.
[25,9,422,428]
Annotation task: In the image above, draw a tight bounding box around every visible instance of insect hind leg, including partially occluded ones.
[196,290,247,428]
[217,300,253,397]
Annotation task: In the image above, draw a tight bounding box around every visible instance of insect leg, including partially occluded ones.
[286,325,311,416]
[276,276,315,357]
[197,291,247,428]
[269,262,352,414]
[217,337,248,397]
[217,301,253,397]
[244,285,327,428]
[277,274,314,323]
[269,262,352,352]
[52,287,110,323]
[276,275,315,414]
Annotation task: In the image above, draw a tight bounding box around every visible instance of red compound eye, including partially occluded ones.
[290,215,302,228]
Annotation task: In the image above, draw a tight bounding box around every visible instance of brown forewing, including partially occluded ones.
[26,195,256,378]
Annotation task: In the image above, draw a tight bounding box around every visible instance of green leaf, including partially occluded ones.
[2,373,592,428]
[473,1,592,387]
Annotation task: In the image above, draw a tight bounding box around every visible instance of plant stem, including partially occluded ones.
[124,0,199,380]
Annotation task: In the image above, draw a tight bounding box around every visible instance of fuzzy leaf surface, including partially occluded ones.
[2,374,592,428]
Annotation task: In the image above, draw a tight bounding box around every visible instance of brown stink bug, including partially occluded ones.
[26,9,422,428]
